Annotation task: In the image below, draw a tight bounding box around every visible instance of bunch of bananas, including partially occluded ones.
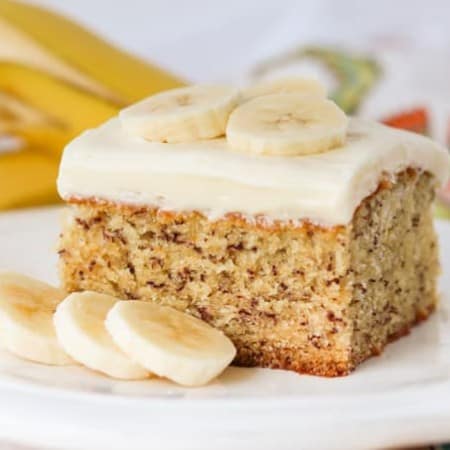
[0,0,183,210]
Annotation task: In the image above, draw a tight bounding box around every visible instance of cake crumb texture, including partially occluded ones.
[58,170,439,376]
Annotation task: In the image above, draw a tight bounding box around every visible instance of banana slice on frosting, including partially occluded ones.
[226,93,348,156]
[119,84,240,143]
[106,301,236,387]
[242,77,327,100]
[0,272,73,365]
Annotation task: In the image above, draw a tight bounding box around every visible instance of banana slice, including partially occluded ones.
[242,77,326,100]
[106,301,236,387]
[0,272,73,365]
[226,94,348,156]
[119,85,239,143]
[54,292,149,379]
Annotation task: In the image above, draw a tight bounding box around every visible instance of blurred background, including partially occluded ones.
[1,0,450,212]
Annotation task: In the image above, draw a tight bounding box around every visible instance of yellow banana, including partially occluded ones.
[0,16,118,103]
[0,63,119,131]
[0,91,48,126]
[0,105,19,131]
[0,0,184,103]
[0,1,185,210]
[0,63,120,158]
[4,124,69,159]
[0,147,60,209]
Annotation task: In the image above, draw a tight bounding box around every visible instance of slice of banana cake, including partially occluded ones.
[57,82,449,376]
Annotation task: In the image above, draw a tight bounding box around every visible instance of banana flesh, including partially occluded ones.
[226,93,348,156]
[106,301,236,387]
[120,85,239,143]
[54,292,149,379]
[0,273,235,386]
[119,80,347,156]
[0,272,73,365]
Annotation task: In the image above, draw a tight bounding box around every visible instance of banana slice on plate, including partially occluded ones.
[226,93,348,156]
[242,77,326,100]
[106,301,236,387]
[119,85,240,143]
[54,292,149,379]
[0,272,73,365]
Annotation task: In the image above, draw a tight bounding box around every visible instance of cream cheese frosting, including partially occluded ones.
[57,117,449,225]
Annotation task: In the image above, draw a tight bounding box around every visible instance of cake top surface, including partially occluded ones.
[58,116,449,225]
[57,83,449,225]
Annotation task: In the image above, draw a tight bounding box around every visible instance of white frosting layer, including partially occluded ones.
[57,118,449,225]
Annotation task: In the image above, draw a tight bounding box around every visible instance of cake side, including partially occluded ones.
[58,200,354,376]
[349,169,438,368]
[58,169,439,376]
[57,117,450,226]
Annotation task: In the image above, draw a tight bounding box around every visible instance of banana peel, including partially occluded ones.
[0,16,119,103]
[0,63,119,132]
[0,90,69,159]
[0,0,184,103]
[0,91,47,126]
[0,63,117,209]
[0,63,120,158]
[0,0,185,211]
[5,124,70,159]
[0,146,60,209]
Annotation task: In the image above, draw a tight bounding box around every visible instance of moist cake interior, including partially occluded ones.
[59,169,438,376]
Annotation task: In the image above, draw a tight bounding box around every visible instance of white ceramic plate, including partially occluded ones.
[0,207,450,450]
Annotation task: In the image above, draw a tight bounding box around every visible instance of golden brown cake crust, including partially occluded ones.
[58,169,439,377]
[234,304,435,377]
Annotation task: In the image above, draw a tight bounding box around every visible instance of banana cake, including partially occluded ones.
[57,82,449,376]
